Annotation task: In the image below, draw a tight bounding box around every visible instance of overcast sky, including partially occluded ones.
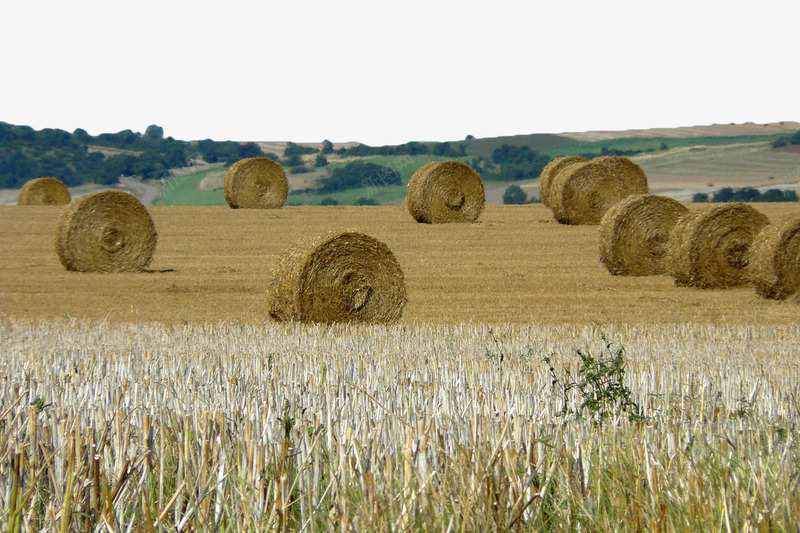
[0,0,795,145]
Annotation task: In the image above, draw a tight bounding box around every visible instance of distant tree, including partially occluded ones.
[491,144,552,181]
[731,187,760,202]
[73,128,91,143]
[712,187,735,202]
[503,185,527,205]
[772,137,789,148]
[762,189,799,202]
[320,197,339,206]
[144,124,164,139]
[692,192,709,203]
[660,142,669,150]
[197,139,219,163]
[284,153,303,167]
[321,139,334,154]
[314,153,328,167]
[396,142,429,156]
[432,143,458,157]
[290,164,310,174]
[238,142,263,159]
[284,142,317,157]
[355,196,379,205]
[465,134,475,140]
[316,161,401,193]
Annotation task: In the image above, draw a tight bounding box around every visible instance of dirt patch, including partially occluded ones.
[773,145,800,154]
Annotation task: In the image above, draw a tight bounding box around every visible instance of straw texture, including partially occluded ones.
[748,214,800,299]
[599,194,689,276]
[223,157,289,209]
[406,160,485,223]
[667,203,769,288]
[55,191,157,272]
[17,177,71,205]
[538,156,588,209]
[549,156,649,225]
[269,231,406,324]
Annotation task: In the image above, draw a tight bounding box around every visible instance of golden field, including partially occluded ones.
[2,203,800,532]
[2,203,800,325]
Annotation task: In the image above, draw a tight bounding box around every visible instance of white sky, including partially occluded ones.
[0,0,795,146]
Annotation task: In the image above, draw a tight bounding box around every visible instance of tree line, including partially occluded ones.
[0,122,275,189]
[693,187,799,203]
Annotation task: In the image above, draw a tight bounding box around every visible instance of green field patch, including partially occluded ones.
[153,166,227,206]
[287,184,407,206]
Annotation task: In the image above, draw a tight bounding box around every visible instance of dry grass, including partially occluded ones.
[406,161,485,224]
[268,231,406,324]
[667,203,769,289]
[17,177,71,206]
[223,158,288,209]
[3,204,800,324]
[599,194,689,276]
[3,202,800,530]
[54,191,157,272]
[749,214,800,299]
[1,319,798,531]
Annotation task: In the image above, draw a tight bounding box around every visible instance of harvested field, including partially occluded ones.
[2,204,800,531]
[2,204,800,325]
[1,319,799,531]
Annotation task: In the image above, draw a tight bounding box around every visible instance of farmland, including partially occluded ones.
[2,204,800,531]
[3,204,800,325]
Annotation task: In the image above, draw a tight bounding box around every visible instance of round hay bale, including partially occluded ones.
[223,157,288,209]
[55,191,157,272]
[538,156,587,209]
[667,203,769,288]
[748,214,800,299]
[269,231,406,324]
[599,194,690,276]
[406,160,484,223]
[549,156,649,225]
[17,177,71,206]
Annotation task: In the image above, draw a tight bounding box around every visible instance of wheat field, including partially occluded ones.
[1,204,799,531]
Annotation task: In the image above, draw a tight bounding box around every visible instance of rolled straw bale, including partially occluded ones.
[55,191,157,272]
[406,160,484,223]
[599,194,689,276]
[667,203,769,288]
[223,157,288,209]
[17,177,71,205]
[269,231,406,324]
[549,156,649,225]
[748,214,800,299]
[538,156,587,209]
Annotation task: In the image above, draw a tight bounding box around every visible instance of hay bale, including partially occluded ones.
[17,177,71,206]
[667,203,769,288]
[269,231,406,324]
[599,194,689,276]
[223,157,288,209]
[55,191,157,272]
[748,214,800,299]
[406,160,484,223]
[538,156,588,209]
[549,156,649,225]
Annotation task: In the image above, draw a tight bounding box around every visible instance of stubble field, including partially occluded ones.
[2,203,800,531]
[3,203,800,325]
